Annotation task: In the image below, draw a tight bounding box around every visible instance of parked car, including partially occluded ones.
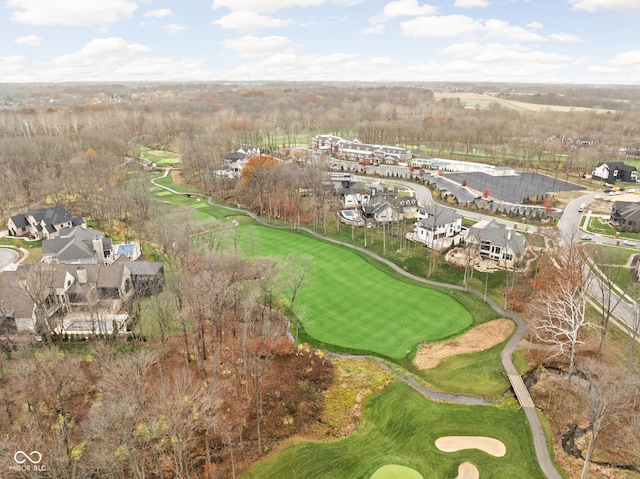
[622,240,637,247]
[581,234,593,240]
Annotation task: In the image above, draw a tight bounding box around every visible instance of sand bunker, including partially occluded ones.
[435,436,506,457]
[453,462,479,479]
[414,319,514,369]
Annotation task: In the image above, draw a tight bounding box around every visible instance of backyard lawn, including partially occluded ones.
[242,381,546,479]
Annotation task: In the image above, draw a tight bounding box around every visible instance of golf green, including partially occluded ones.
[370,465,423,479]
[242,381,546,479]
[238,225,472,359]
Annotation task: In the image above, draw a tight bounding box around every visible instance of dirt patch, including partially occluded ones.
[414,319,514,370]
[170,169,185,184]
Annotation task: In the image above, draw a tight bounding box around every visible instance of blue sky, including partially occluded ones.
[1,0,639,84]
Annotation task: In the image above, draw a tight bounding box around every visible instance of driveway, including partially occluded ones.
[0,248,18,270]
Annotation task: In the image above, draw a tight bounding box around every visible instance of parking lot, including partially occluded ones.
[444,171,585,204]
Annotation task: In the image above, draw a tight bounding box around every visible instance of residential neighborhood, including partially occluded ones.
[1,206,164,337]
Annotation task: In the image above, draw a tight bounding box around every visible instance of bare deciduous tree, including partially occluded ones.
[578,358,633,479]
[533,243,592,377]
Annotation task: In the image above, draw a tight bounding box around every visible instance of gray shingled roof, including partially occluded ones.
[126,261,164,276]
[8,214,29,228]
[466,219,527,251]
[42,226,104,263]
[417,206,461,227]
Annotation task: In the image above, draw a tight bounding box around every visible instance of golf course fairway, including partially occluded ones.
[238,225,473,359]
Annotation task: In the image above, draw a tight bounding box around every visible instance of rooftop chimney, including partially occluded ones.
[77,267,87,284]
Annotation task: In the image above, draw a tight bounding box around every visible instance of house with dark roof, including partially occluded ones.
[42,226,112,265]
[465,219,527,265]
[115,256,164,295]
[0,259,164,336]
[610,201,640,232]
[8,206,84,240]
[409,205,462,249]
[223,146,260,177]
[592,162,638,183]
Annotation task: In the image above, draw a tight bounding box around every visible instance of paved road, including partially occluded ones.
[558,192,640,333]
[0,248,18,270]
[152,168,564,479]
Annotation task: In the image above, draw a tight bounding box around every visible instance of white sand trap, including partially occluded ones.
[435,436,506,457]
[453,462,479,479]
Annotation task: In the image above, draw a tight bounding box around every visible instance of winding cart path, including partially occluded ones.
[152,169,563,479]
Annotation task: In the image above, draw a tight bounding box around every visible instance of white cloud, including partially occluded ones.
[569,0,640,14]
[220,52,359,81]
[144,9,172,18]
[0,56,26,68]
[440,41,526,58]
[608,51,640,65]
[162,24,189,34]
[401,15,481,37]
[361,25,385,35]
[484,19,547,42]
[44,38,151,72]
[587,65,621,73]
[527,21,543,30]
[368,0,437,26]
[15,35,42,46]
[38,56,210,83]
[331,0,364,5]
[7,0,138,26]
[212,0,324,13]
[440,41,572,64]
[454,0,489,8]
[78,38,151,57]
[380,0,437,18]
[222,35,297,58]
[212,11,292,33]
[549,32,581,43]
[405,58,574,83]
[110,58,210,81]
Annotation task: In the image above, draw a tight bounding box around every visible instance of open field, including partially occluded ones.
[242,380,546,479]
[434,92,615,114]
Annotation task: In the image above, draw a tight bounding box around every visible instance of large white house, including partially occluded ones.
[409,206,462,249]
[465,219,527,265]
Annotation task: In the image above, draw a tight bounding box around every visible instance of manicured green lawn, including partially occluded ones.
[152,173,201,194]
[420,342,512,399]
[140,147,180,166]
[238,226,473,359]
[585,244,635,265]
[242,381,547,479]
